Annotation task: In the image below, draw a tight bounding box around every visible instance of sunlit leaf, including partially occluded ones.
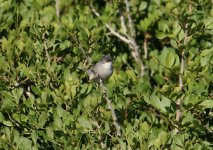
[199,100,213,108]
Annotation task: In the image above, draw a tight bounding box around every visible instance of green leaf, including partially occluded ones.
[166,51,177,68]
[139,122,150,137]
[158,21,169,33]
[31,130,37,145]
[1,91,15,111]
[56,105,64,118]
[71,85,77,98]
[178,29,185,41]
[12,88,23,104]
[46,127,54,139]
[200,48,213,56]
[170,39,178,48]
[15,39,25,50]
[0,112,5,122]
[173,21,181,36]
[154,130,169,148]
[53,117,63,129]
[156,32,168,39]
[39,112,48,127]
[173,134,185,147]
[86,83,93,94]
[199,100,213,108]
[182,112,194,125]
[3,121,13,127]
[145,94,168,113]
[77,117,93,130]
[123,87,131,95]
[31,85,41,96]
[139,1,147,11]
[203,17,213,29]
[18,137,32,149]
[84,94,99,108]
[80,84,87,94]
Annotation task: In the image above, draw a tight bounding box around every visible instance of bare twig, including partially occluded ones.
[143,35,148,59]
[119,9,127,34]
[95,122,105,148]
[100,80,121,137]
[124,0,145,75]
[175,0,192,133]
[8,113,21,128]
[55,0,60,18]
[124,0,135,37]
[143,33,151,59]
[90,4,145,76]
[42,32,50,66]
[90,6,130,44]
[80,102,105,148]
[105,24,131,44]
[130,39,145,76]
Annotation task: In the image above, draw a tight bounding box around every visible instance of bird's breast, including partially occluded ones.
[98,62,113,80]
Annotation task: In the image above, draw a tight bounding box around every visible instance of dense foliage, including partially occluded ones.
[0,0,213,149]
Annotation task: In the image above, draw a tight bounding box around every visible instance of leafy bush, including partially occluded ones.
[0,0,212,149]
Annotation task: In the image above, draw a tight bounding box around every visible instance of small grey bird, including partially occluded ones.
[87,55,113,82]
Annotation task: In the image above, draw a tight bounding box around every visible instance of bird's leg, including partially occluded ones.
[99,79,106,93]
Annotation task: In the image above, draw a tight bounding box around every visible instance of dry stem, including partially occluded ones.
[55,0,60,18]
[100,80,121,137]
[42,32,50,66]
[90,3,145,76]
[175,0,191,133]
[143,33,151,59]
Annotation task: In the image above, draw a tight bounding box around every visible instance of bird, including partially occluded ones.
[87,55,113,82]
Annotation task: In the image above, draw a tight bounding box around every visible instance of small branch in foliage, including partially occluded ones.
[55,0,60,18]
[42,32,51,66]
[100,80,121,137]
[143,33,151,59]
[124,0,145,75]
[105,24,131,44]
[119,9,127,34]
[94,122,105,148]
[124,0,135,37]
[7,113,21,128]
[175,1,192,133]
[90,4,145,76]
[7,112,31,131]
[90,6,130,44]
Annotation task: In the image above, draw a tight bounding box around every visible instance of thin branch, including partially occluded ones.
[80,101,105,148]
[90,5,100,17]
[175,26,186,130]
[94,122,105,148]
[106,24,131,44]
[124,0,145,75]
[175,0,191,133]
[124,0,135,37]
[130,40,145,76]
[143,33,151,59]
[119,8,127,34]
[55,0,60,18]
[100,80,121,137]
[90,5,130,44]
[8,113,21,128]
[90,4,145,76]
[42,32,51,66]
[143,35,148,59]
